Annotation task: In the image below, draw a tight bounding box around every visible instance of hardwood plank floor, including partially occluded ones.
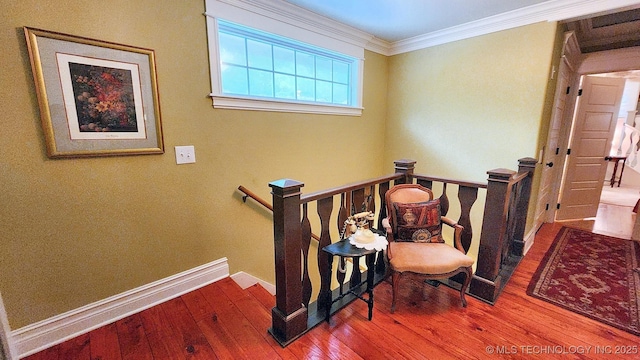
[24,216,639,359]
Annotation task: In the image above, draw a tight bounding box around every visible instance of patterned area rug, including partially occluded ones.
[527,227,640,336]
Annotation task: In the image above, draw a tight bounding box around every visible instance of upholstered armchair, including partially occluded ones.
[382,184,474,313]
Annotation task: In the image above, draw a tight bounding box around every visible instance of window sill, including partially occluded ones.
[209,94,363,116]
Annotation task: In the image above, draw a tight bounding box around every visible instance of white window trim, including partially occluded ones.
[205,0,365,116]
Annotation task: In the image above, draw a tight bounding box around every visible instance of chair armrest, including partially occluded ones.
[381,217,394,259]
[442,216,466,254]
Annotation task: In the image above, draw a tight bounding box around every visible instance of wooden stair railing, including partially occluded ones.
[238,185,320,242]
[268,158,536,346]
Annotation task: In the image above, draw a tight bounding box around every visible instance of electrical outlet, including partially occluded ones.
[175,145,196,164]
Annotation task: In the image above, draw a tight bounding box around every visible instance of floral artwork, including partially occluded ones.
[69,63,138,133]
[24,27,163,158]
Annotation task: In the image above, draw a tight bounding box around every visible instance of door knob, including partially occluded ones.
[546,162,554,168]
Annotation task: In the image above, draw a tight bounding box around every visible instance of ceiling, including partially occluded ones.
[284,0,549,42]
[284,0,640,53]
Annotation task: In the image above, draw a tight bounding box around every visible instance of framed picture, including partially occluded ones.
[24,27,164,158]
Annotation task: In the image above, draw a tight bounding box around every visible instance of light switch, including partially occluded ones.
[175,145,196,164]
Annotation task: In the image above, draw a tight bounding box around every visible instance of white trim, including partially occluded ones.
[210,95,363,116]
[230,271,276,295]
[211,0,640,56]
[207,0,374,56]
[389,0,640,55]
[578,46,640,74]
[12,258,229,358]
[205,0,365,115]
[523,227,537,256]
[0,292,17,360]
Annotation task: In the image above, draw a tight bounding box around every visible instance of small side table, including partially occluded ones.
[606,155,627,187]
[321,239,382,322]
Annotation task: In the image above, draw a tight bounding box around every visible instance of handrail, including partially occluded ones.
[301,173,403,203]
[412,174,488,189]
[238,185,321,242]
[238,185,273,211]
[238,185,272,211]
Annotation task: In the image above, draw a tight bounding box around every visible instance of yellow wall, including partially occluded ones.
[384,22,558,182]
[0,0,388,328]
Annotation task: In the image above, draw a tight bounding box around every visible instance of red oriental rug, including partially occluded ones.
[527,227,640,336]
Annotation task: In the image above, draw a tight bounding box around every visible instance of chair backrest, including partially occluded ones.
[385,184,443,243]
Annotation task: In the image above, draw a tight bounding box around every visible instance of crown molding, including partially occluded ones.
[389,0,640,55]
[211,0,383,55]
[210,0,640,56]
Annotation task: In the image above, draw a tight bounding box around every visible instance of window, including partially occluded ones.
[205,0,364,116]
[218,20,356,108]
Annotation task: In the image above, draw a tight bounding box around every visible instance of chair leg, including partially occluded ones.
[459,267,473,307]
[391,271,401,313]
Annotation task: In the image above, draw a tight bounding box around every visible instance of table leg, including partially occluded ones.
[325,254,334,322]
[366,253,375,321]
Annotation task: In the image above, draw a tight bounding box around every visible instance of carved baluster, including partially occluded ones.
[439,183,449,216]
[336,193,350,286]
[631,131,640,167]
[501,182,517,265]
[301,203,312,307]
[376,181,390,274]
[457,185,478,253]
[367,185,375,224]
[416,179,433,189]
[350,188,365,285]
[317,196,334,311]
[353,188,365,213]
[377,181,390,230]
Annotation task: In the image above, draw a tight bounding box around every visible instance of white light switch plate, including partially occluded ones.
[175,145,196,164]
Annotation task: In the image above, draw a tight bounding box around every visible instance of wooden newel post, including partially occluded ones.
[511,157,537,256]
[468,168,514,303]
[268,179,308,346]
[394,159,416,184]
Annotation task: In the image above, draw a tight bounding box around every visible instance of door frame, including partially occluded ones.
[0,292,16,360]
[543,44,640,223]
[534,31,582,230]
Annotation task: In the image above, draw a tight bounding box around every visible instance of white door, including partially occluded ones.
[556,75,625,220]
[533,60,572,230]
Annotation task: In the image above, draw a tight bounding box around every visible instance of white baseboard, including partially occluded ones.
[523,227,536,255]
[12,258,229,359]
[230,271,276,295]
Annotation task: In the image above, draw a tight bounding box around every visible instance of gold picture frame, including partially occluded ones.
[24,27,164,158]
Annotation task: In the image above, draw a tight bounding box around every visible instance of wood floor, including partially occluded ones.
[561,184,638,240]
[24,205,639,359]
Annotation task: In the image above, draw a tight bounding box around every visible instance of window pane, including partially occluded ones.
[273,46,295,74]
[247,40,272,71]
[333,61,349,84]
[316,80,332,103]
[296,52,314,77]
[219,32,246,66]
[222,65,248,95]
[249,69,273,97]
[316,57,332,81]
[274,73,295,99]
[333,83,348,105]
[215,19,358,109]
[297,77,315,101]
